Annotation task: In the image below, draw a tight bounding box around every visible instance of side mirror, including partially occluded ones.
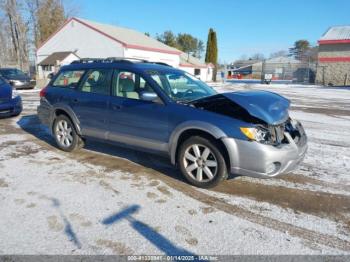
[140,91,158,102]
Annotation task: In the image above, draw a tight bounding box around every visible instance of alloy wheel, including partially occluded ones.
[183,144,218,182]
[55,120,74,148]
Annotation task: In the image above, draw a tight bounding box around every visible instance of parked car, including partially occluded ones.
[37,58,307,188]
[0,68,36,89]
[0,76,22,118]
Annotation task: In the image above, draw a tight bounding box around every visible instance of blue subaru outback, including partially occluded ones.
[37,58,307,188]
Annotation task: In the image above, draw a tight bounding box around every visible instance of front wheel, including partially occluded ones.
[178,136,228,188]
[53,115,83,152]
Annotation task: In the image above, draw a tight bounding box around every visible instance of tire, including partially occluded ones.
[178,136,228,188]
[53,114,84,152]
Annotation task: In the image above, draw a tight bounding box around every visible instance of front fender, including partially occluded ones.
[169,121,228,165]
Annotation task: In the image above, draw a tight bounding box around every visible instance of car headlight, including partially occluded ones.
[240,126,270,143]
[12,89,19,99]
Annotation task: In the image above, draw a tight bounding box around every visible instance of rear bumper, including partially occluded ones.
[0,97,22,118]
[37,98,52,126]
[222,122,308,178]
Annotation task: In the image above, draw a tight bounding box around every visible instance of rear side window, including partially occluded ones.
[80,69,113,95]
[53,70,85,87]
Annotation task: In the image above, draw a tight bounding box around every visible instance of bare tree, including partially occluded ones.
[269,50,288,58]
[250,53,265,61]
[0,0,76,71]
[0,0,29,69]
[25,0,40,46]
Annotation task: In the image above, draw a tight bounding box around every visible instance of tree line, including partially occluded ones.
[155,29,218,81]
[0,1,219,81]
[237,40,318,63]
[0,0,72,70]
[155,31,205,59]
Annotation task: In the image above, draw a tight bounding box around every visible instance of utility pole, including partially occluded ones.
[307,56,311,83]
[261,59,266,84]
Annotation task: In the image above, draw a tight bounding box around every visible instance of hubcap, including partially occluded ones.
[55,120,73,147]
[183,144,218,182]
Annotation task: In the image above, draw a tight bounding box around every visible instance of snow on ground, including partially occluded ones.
[0,83,349,255]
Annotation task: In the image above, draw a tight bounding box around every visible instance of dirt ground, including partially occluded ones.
[0,83,349,255]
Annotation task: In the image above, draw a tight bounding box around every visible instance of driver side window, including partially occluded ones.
[112,71,157,101]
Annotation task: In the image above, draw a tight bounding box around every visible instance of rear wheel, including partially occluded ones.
[53,115,83,152]
[178,136,228,188]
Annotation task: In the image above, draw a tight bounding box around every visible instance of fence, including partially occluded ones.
[226,60,317,84]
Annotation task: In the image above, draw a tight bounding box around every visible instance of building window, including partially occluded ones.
[113,71,155,100]
[194,69,201,76]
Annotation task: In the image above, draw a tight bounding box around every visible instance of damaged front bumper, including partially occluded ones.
[222,122,308,178]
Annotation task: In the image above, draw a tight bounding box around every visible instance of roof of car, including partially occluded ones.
[61,59,183,73]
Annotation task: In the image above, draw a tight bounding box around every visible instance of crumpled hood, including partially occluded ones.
[222,90,290,125]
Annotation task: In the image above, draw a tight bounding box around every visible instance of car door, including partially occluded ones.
[70,68,113,139]
[107,70,169,153]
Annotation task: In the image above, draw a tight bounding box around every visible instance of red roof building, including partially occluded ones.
[316,26,350,86]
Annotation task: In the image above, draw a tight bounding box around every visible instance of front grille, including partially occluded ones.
[269,123,286,144]
[266,119,304,146]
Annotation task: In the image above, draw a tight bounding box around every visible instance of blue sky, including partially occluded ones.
[73,0,350,62]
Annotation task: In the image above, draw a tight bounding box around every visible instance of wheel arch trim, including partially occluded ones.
[51,104,82,135]
[169,121,227,165]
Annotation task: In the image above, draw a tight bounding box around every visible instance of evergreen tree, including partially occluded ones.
[156,30,178,49]
[177,33,197,54]
[289,40,311,61]
[205,28,218,81]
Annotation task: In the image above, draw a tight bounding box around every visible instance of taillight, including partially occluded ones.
[39,87,48,98]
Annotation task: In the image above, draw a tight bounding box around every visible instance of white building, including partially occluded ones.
[38,51,79,79]
[179,53,214,81]
[37,17,213,81]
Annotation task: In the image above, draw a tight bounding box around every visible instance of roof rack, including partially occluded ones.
[71,57,149,64]
[151,62,172,67]
[70,57,173,67]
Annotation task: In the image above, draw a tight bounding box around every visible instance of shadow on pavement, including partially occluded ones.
[102,205,196,256]
[50,198,82,249]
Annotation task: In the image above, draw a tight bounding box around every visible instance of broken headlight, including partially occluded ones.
[240,126,271,144]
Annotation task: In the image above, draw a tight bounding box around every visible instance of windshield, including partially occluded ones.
[148,71,216,102]
[0,69,27,78]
